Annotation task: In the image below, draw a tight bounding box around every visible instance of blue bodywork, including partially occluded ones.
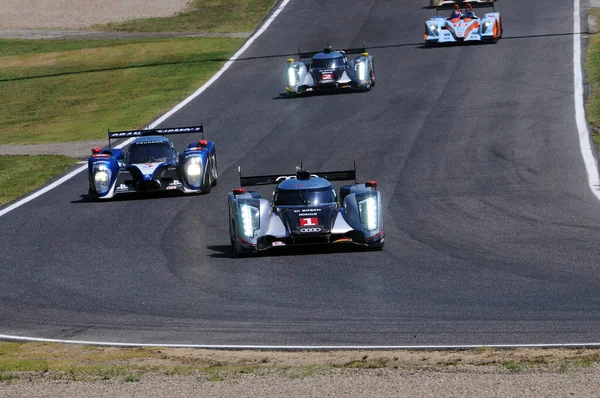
[87,126,217,199]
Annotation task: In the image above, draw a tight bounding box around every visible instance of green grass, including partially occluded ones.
[0,372,18,383]
[503,361,523,373]
[0,343,272,382]
[0,156,78,206]
[0,40,151,57]
[95,0,276,33]
[0,0,278,205]
[585,9,600,150]
[0,37,242,145]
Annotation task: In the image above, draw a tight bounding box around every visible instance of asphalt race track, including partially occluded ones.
[1,0,600,346]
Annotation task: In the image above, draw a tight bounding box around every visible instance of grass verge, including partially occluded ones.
[0,0,277,205]
[0,156,78,206]
[0,344,598,384]
[585,9,600,150]
[0,37,241,145]
[95,0,276,33]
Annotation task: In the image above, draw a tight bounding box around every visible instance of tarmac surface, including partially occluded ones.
[3,0,600,396]
[2,0,600,348]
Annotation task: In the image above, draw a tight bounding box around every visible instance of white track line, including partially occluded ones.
[2,333,600,349]
[0,0,293,218]
[574,0,600,199]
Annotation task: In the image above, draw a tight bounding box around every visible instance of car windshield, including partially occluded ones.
[274,187,337,206]
[311,56,344,69]
[128,142,172,163]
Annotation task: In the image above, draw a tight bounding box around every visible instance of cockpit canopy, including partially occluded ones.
[274,186,337,207]
[127,138,174,164]
[311,55,345,69]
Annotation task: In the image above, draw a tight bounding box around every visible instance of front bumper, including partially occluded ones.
[235,230,384,253]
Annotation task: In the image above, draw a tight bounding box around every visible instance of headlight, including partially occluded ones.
[240,203,259,238]
[357,60,366,81]
[94,170,109,182]
[287,67,297,87]
[483,21,492,32]
[186,163,201,176]
[358,196,378,231]
[429,24,439,36]
[185,157,203,186]
[93,164,111,194]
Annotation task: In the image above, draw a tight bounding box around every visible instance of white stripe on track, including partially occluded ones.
[574,0,600,199]
[0,0,293,218]
[1,333,600,349]
[0,165,87,218]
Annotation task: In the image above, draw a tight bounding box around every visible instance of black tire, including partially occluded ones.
[88,186,99,201]
[231,228,244,257]
[231,234,237,254]
[367,243,384,251]
[371,62,376,87]
[210,153,218,187]
[201,164,211,193]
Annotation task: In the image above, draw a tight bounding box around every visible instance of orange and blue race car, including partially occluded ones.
[429,0,495,7]
[424,3,502,45]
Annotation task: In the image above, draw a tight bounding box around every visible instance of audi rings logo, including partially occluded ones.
[300,227,322,233]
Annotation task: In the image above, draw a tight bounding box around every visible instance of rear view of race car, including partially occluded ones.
[424,3,502,45]
[87,125,218,200]
[285,46,375,95]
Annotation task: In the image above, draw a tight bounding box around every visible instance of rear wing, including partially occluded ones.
[239,162,357,187]
[240,173,284,187]
[430,0,495,10]
[107,125,204,149]
[297,45,368,60]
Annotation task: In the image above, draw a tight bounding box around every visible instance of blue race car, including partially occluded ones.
[87,125,217,200]
[228,165,384,256]
[285,46,375,95]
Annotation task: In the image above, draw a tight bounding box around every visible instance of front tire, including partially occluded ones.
[88,186,99,201]
[201,165,211,193]
[230,227,244,257]
[370,62,376,87]
[210,153,218,187]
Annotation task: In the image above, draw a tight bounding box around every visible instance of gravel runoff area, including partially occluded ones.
[0,0,193,30]
[3,1,600,396]
[0,30,250,40]
[1,348,600,398]
[1,368,599,398]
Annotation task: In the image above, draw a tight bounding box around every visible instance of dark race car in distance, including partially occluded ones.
[87,125,217,200]
[285,46,375,95]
